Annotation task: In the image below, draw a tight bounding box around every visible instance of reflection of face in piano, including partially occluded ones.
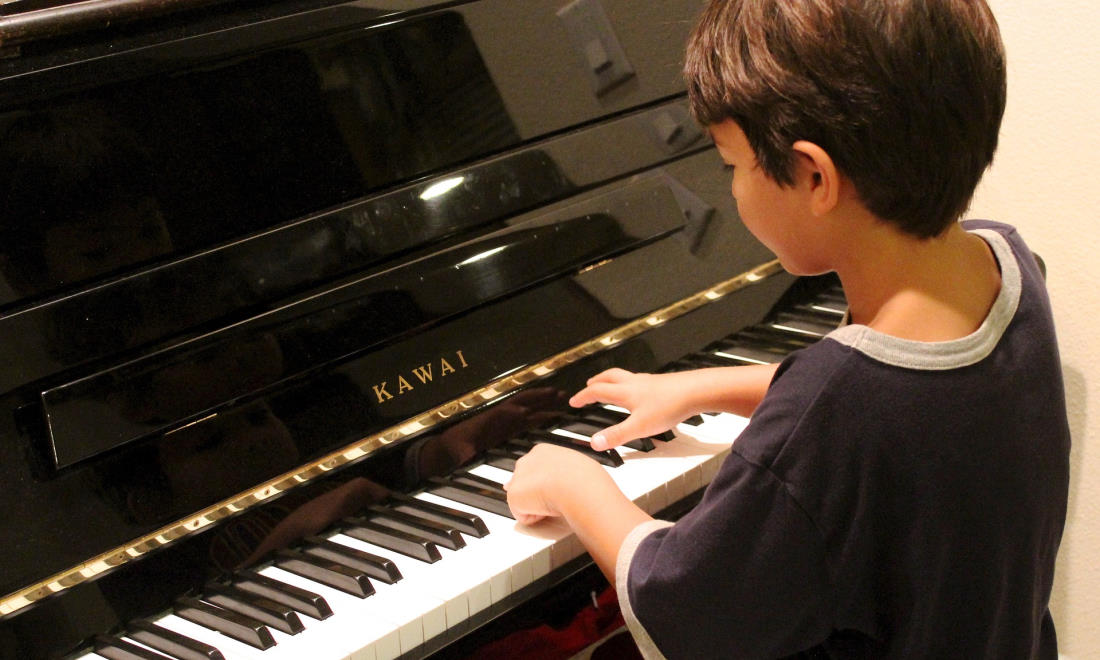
[111,329,297,510]
[0,103,177,371]
[159,402,300,515]
[0,103,173,298]
[39,196,172,288]
[90,331,296,536]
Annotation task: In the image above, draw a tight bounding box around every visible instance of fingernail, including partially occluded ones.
[591,433,606,450]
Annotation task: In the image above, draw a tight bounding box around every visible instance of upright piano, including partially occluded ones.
[0,0,845,657]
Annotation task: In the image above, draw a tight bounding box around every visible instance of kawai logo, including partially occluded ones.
[371,350,469,404]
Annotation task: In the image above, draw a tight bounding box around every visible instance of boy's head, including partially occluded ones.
[684,0,1006,238]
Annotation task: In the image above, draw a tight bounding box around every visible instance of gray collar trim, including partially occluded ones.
[826,229,1020,371]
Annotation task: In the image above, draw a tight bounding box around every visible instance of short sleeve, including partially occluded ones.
[617,452,833,659]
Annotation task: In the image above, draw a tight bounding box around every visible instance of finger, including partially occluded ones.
[590,420,634,450]
[568,382,625,409]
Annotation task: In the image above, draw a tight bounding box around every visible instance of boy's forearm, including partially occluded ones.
[554,465,653,584]
[683,363,779,418]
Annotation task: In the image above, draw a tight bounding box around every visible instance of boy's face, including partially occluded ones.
[710,120,828,276]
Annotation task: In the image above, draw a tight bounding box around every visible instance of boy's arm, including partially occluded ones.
[568,364,778,449]
[504,443,650,584]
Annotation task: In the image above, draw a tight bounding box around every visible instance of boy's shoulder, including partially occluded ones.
[736,221,1049,468]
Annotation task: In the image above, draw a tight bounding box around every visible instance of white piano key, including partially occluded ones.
[465,463,514,485]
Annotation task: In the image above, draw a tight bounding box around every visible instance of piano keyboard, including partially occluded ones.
[73,281,846,660]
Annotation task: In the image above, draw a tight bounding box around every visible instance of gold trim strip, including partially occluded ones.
[0,258,783,618]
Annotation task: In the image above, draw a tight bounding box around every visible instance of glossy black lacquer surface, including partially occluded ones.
[0,0,786,657]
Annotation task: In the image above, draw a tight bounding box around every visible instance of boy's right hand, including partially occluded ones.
[567,368,694,450]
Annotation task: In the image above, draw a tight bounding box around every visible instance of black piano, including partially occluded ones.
[0,1,844,657]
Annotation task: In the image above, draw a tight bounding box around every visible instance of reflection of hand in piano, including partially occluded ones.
[407,386,566,481]
[241,477,393,569]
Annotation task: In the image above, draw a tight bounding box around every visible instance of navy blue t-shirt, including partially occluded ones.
[617,222,1070,659]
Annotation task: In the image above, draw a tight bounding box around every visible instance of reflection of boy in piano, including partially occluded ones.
[0,102,175,368]
[505,0,1069,658]
[0,103,173,298]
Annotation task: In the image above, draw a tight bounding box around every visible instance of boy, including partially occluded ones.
[503,0,1070,657]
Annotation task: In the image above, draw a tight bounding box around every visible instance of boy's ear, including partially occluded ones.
[792,140,840,217]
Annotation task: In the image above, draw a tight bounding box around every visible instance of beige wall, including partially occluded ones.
[968,1,1100,656]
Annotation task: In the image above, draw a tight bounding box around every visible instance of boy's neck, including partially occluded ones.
[836,222,1002,342]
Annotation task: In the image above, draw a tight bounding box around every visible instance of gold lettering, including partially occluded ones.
[372,382,392,403]
[373,351,470,405]
[411,364,434,384]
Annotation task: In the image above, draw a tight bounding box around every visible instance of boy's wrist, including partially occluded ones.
[551,454,615,519]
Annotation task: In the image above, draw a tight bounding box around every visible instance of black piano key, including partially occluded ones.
[365,505,466,550]
[790,301,847,321]
[683,414,707,426]
[571,412,620,430]
[303,536,402,584]
[202,581,305,635]
[660,358,697,373]
[342,517,443,563]
[711,342,786,365]
[777,305,843,324]
[655,430,677,441]
[450,470,510,494]
[624,436,657,451]
[388,493,490,538]
[771,313,836,338]
[93,635,175,660]
[173,596,276,651]
[484,448,518,471]
[583,405,628,422]
[735,326,816,349]
[557,418,605,437]
[504,436,535,451]
[273,549,375,598]
[678,353,730,369]
[127,619,225,660]
[815,288,849,305]
[500,441,534,460]
[525,429,624,467]
[427,477,515,519]
[233,569,333,620]
[722,332,804,356]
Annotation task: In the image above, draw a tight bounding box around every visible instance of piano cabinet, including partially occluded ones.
[0,0,846,658]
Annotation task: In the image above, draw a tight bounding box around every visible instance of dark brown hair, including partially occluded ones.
[685,0,1006,238]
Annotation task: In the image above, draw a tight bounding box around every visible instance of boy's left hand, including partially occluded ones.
[504,443,608,526]
[506,442,653,585]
